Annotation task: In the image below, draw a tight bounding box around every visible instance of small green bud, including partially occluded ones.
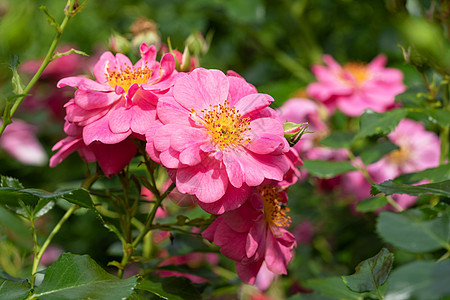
[283,122,309,147]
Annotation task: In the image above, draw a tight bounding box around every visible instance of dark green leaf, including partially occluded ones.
[137,277,201,300]
[394,164,450,184]
[0,280,30,300]
[342,248,394,293]
[33,253,138,300]
[356,195,389,213]
[376,209,450,253]
[59,189,93,209]
[354,109,408,140]
[371,180,450,197]
[384,260,450,300]
[320,131,355,149]
[306,277,362,299]
[358,141,399,165]
[303,160,357,178]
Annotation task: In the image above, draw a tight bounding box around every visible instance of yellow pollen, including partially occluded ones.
[387,146,411,165]
[196,100,251,150]
[342,62,369,83]
[106,64,152,93]
[260,186,291,228]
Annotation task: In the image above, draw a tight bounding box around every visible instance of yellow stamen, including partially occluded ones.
[342,62,369,83]
[106,64,152,93]
[194,100,251,150]
[387,146,411,165]
[260,186,291,228]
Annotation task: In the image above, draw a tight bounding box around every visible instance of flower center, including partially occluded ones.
[106,65,152,93]
[342,62,369,84]
[195,100,251,150]
[387,146,411,165]
[260,186,291,228]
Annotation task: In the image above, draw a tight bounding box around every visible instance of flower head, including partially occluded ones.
[307,54,405,116]
[342,119,441,210]
[146,68,291,214]
[202,185,296,286]
[57,43,176,146]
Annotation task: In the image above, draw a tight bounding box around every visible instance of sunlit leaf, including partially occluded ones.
[354,109,408,140]
[371,180,450,197]
[33,253,138,300]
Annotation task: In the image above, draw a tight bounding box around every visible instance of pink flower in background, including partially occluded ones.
[202,185,296,286]
[307,54,405,117]
[20,45,89,120]
[342,119,441,210]
[146,68,291,214]
[57,42,176,146]
[155,252,219,284]
[0,119,48,166]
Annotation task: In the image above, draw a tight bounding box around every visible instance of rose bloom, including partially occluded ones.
[306,54,405,117]
[342,119,441,210]
[0,119,48,166]
[50,43,176,176]
[146,68,291,214]
[202,185,296,286]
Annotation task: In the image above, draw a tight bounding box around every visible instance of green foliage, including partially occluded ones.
[354,109,408,141]
[302,160,356,178]
[356,195,389,213]
[136,278,201,300]
[32,253,138,300]
[342,248,394,293]
[371,180,450,198]
[306,277,363,299]
[320,131,355,149]
[377,208,450,253]
[384,260,450,300]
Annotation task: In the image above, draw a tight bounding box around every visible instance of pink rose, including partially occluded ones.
[307,54,405,116]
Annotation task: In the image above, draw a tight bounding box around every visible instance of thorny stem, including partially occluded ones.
[117,182,176,278]
[28,171,99,291]
[0,0,85,136]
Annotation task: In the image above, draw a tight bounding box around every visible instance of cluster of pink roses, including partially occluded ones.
[277,54,440,210]
[50,43,301,287]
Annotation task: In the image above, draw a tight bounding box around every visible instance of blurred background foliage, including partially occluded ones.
[0,0,447,299]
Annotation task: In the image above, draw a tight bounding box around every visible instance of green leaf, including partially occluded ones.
[0,280,30,300]
[354,109,408,140]
[136,277,201,300]
[356,195,389,213]
[303,160,357,178]
[376,209,450,253]
[0,177,23,189]
[306,277,362,299]
[394,164,450,184]
[9,55,24,95]
[342,248,394,293]
[320,131,355,149]
[371,180,450,197]
[40,6,61,32]
[384,260,450,300]
[425,108,450,127]
[33,253,138,300]
[358,141,399,165]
